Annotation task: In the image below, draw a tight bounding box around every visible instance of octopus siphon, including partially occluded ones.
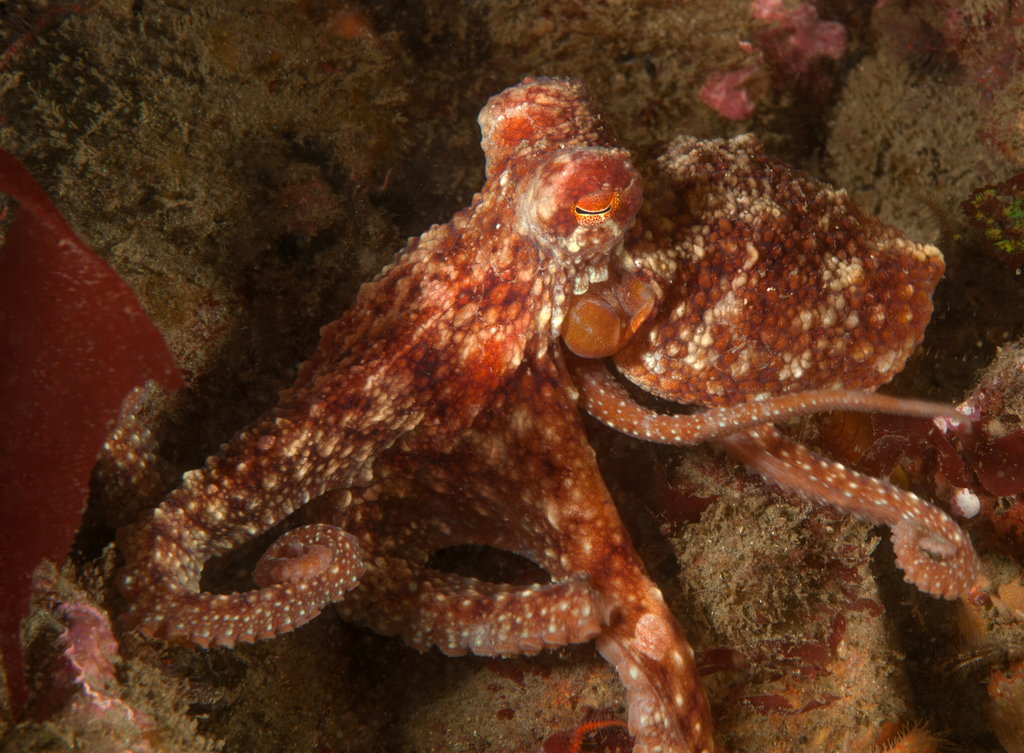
[118,78,980,753]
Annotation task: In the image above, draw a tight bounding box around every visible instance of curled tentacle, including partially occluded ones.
[572,360,979,599]
[722,425,979,599]
[339,565,607,657]
[120,523,364,648]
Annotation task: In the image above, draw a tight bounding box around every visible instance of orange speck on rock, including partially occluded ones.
[327,8,374,39]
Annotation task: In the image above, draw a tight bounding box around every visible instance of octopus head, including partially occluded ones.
[515,147,643,290]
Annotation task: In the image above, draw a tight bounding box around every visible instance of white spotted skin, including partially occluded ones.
[117,78,713,753]
[616,133,944,408]
[722,426,979,599]
[568,131,977,603]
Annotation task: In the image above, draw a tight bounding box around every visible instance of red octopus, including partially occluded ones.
[118,78,979,752]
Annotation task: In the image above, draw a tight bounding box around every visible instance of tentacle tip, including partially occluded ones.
[934,410,975,434]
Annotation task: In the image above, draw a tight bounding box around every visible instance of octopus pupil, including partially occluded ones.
[575,204,611,216]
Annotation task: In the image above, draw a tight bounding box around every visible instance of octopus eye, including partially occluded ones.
[573,190,620,227]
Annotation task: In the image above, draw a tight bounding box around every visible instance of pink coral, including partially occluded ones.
[58,600,156,736]
[752,0,847,73]
[701,0,849,119]
[700,66,760,120]
[60,602,120,699]
[24,575,163,753]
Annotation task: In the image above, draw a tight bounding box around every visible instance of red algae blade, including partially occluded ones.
[0,150,182,718]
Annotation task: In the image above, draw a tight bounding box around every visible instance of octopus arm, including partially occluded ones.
[338,564,606,657]
[574,358,963,444]
[574,361,979,600]
[329,357,717,752]
[118,522,364,648]
[116,338,442,647]
[117,256,545,650]
[723,425,980,599]
[597,628,714,753]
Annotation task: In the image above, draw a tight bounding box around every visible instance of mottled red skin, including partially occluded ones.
[119,78,712,753]
[117,77,978,753]
[570,133,978,600]
[618,134,942,405]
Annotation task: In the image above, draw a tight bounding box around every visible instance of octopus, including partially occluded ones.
[117,78,980,753]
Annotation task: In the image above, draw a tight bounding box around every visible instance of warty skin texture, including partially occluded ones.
[118,77,978,753]
[119,77,714,753]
